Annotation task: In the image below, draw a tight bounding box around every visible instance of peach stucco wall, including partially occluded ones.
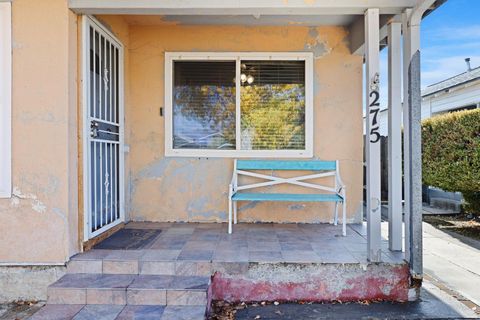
[0,10,363,264]
[0,0,78,264]
[115,22,364,223]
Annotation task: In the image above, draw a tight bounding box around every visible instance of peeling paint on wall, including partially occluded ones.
[11,187,47,213]
[305,27,331,58]
[0,0,78,264]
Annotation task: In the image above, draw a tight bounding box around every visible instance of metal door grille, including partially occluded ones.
[84,17,124,239]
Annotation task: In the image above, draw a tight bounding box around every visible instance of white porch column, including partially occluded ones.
[364,8,381,262]
[387,22,403,252]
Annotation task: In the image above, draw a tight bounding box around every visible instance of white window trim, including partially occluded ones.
[164,52,314,158]
[0,2,11,198]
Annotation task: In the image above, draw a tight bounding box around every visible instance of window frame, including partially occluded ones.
[0,2,11,198]
[165,52,314,158]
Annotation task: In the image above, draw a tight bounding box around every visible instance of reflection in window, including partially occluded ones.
[173,61,236,149]
[240,61,305,150]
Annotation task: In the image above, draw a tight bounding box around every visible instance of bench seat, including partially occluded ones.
[232,193,343,202]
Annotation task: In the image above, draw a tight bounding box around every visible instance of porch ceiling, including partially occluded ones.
[120,14,358,27]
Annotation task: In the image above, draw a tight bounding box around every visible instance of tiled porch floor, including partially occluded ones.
[83,222,404,265]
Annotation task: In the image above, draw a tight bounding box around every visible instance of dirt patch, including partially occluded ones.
[209,301,246,320]
[0,301,45,320]
[423,214,480,241]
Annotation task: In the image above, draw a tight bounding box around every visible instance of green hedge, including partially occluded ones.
[422,108,480,214]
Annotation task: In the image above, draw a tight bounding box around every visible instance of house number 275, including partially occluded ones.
[369,90,380,143]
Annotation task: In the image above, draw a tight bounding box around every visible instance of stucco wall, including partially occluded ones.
[0,0,78,264]
[122,23,364,223]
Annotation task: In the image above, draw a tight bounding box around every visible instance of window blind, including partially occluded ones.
[240,60,306,150]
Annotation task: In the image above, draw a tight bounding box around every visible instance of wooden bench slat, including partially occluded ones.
[236,160,337,171]
[232,193,343,202]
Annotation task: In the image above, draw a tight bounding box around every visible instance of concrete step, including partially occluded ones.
[29,304,207,320]
[47,273,210,306]
[67,250,212,276]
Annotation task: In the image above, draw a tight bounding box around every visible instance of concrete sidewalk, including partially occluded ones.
[235,280,477,319]
[423,222,480,307]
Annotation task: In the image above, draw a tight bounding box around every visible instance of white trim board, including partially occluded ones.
[0,2,11,198]
[164,52,314,158]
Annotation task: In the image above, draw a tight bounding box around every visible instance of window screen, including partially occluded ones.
[240,60,306,150]
[173,61,236,150]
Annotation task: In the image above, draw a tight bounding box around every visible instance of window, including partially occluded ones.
[165,52,313,158]
[0,2,11,198]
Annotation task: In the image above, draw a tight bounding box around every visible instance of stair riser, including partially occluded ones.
[48,287,207,306]
[67,260,211,276]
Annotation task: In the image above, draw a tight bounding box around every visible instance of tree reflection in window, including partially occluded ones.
[173,61,236,149]
[240,60,305,150]
[172,60,306,151]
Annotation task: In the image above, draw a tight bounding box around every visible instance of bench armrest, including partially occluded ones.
[230,159,238,193]
[335,160,346,193]
[336,175,345,192]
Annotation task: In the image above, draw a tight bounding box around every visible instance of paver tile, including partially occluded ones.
[103,250,145,261]
[279,241,313,251]
[248,251,283,262]
[140,261,176,275]
[175,261,212,276]
[103,260,139,274]
[28,304,84,320]
[116,305,166,319]
[161,306,206,320]
[86,288,127,305]
[129,275,175,289]
[71,250,111,261]
[177,250,214,261]
[141,249,181,261]
[67,260,103,274]
[72,304,123,320]
[127,289,167,305]
[166,290,206,306]
[169,276,210,290]
[281,250,323,263]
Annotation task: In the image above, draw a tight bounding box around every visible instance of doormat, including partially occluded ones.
[94,228,161,250]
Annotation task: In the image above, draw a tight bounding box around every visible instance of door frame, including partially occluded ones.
[82,15,125,241]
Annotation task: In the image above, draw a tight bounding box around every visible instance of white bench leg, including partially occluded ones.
[334,202,338,226]
[228,198,233,234]
[233,201,237,224]
[342,199,347,237]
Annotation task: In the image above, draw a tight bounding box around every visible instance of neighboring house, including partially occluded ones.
[0,0,442,312]
[365,60,480,136]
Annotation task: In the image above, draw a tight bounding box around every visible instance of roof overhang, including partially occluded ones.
[68,0,418,15]
[68,0,445,55]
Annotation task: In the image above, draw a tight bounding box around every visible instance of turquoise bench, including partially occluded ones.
[228,159,346,235]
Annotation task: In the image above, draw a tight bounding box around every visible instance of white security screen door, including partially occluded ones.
[83,17,124,239]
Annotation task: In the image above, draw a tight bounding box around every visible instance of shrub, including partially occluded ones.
[422,109,480,215]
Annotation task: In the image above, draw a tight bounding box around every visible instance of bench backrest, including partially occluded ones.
[233,159,343,194]
[236,160,336,171]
